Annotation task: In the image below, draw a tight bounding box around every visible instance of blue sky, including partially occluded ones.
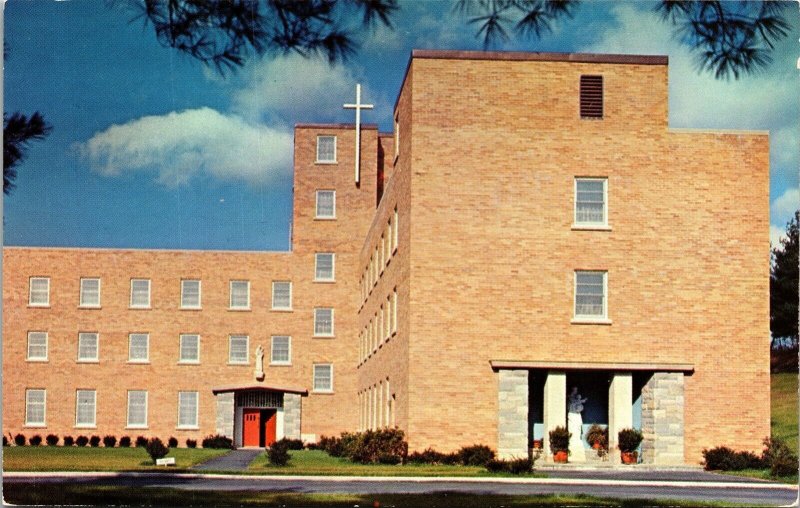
[4,1,798,251]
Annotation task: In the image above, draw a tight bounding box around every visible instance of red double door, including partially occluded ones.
[242,408,277,447]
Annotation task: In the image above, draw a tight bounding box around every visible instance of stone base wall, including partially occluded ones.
[215,392,234,439]
[497,369,529,459]
[284,393,302,440]
[641,372,685,465]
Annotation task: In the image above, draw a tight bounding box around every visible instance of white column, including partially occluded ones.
[542,370,567,459]
[608,372,633,461]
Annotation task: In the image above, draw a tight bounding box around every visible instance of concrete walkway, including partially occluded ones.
[192,448,262,471]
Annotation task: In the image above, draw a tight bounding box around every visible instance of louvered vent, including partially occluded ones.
[580,75,603,119]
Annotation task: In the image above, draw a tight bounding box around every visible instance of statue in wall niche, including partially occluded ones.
[255,345,265,381]
[568,386,587,415]
[567,386,588,462]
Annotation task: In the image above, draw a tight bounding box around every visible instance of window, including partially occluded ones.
[574,271,607,319]
[25,389,46,426]
[391,289,398,334]
[315,190,336,219]
[181,280,201,309]
[178,391,199,428]
[316,135,337,163]
[313,364,333,392]
[75,389,96,427]
[271,281,292,310]
[179,334,200,363]
[130,279,151,308]
[575,178,607,226]
[27,332,48,361]
[580,75,603,119]
[78,332,99,362]
[385,296,391,339]
[229,335,249,364]
[392,207,398,252]
[128,333,149,362]
[314,308,334,337]
[29,277,50,306]
[79,278,100,307]
[380,235,385,272]
[315,253,335,282]
[384,223,392,265]
[229,280,250,309]
[271,336,291,365]
[394,116,400,159]
[127,390,148,428]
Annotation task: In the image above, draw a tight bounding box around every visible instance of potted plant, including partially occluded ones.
[549,426,570,463]
[532,439,543,450]
[617,428,643,464]
[586,424,608,451]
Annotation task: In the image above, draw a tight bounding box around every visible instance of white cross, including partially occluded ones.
[343,83,373,184]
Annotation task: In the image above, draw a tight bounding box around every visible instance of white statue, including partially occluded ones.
[567,386,588,462]
[255,345,265,381]
[568,386,587,414]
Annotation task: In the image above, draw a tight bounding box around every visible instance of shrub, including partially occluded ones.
[103,435,117,448]
[268,440,291,466]
[46,434,59,446]
[202,434,233,449]
[118,436,131,447]
[549,426,570,453]
[2,436,7,447]
[63,436,75,446]
[186,439,197,449]
[377,453,403,465]
[76,436,89,447]
[586,424,608,450]
[135,436,148,448]
[617,428,643,453]
[145,437,168,464]
[168,437,178,448]
[457,444,495,466]
[407,448,458,465]
[29,435,42,446]
[702,446,763,471]
[349,428,408,464]
[485,457,532,474]
[280,438,304,450]
[89,435,101,447]
[14,434,25,446]
[762,437,798,477]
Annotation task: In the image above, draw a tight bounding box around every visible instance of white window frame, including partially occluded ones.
[25,389,46,427]
[29,277,50,307]
[75,389,96,428]
[316,135,337,163]
[126,390,148,429]
[130,279,151,308]
[27,331,48,361]
[392,289,398,334]
[313,308,335,337]
[180,279,202,309]
[179,334,200,364]
[394,116,400,161]
[270,336,292,365]
[79,278,101,308]
[572,270,610,323]
[78,332,99,362]
[229,280,250,310]
[573,177,609,229]
[313,364,333,393]
[272,281,292,311]
[314,253,336,282]
[128,333,150,363]
[392,207,399,253]
[315,190,336,219]
[228,335,249,364]
[177,391,199,429]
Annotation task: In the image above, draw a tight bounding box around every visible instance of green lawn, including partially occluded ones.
[2,446,227,471]
[771,372,798,453]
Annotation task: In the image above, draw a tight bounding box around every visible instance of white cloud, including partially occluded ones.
[771,224,788,249]
[772,188,800,227]
[78,107,292,186]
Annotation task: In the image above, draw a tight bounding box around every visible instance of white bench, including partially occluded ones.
[156,457,176,466]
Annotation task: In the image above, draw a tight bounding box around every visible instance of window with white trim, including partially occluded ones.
[314,308,334,337]
[78,332,99,362]
[130,279,151,308]
[181,280,201,309]
[385,296,391,339]
[128,333,149,362]
[316,135,337,163]
[27,332,48,361]
[574,271,607,319]
[315,190,336,219]
[271,336,291,365]
[574,178,608,226]
[25,389,46,426]
[75,389,96,427]
[179,334,200,363]
[394,116,400,159]
[178,391,199,428]
[229,335,249,364]
[392,207,398,252]
[392,289,398,334]
[29,277,50,307]
[229,280,250,309]
[384,223,392,265]
[313,364,333,392]
[127,390,148,428]
[79,278,100,307]
[315,253,335,282]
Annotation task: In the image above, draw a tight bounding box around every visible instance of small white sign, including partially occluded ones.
[156,457,176,466]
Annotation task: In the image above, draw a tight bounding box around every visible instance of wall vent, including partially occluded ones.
[580,75,603,119]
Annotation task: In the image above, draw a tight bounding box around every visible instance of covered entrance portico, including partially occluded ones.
[492,361,693,465]
[212,384,307,448]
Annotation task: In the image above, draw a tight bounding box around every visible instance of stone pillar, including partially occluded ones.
[641,372,685,465]
[497,369,529,459]
[542,370,566,459]
[215,392,234,439]
[608,372,633,463]
[283,393,302,440]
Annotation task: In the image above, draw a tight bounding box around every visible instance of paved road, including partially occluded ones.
[6,472,797,506]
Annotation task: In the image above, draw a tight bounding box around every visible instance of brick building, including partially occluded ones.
[3,50,770,465]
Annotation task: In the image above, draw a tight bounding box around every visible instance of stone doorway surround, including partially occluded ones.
[491,361,693,465]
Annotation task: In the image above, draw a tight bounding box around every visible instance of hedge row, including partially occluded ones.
[5,433,223,449]
[702,437,798,477]
[314,428,408,464]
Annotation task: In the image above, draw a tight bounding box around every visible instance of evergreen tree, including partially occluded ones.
[771,210,799,348]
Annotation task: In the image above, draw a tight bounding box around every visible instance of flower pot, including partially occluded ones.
[591,441,601,450]
[620,451,637,464]
[553,450,568,463]
[532,440,543,450]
